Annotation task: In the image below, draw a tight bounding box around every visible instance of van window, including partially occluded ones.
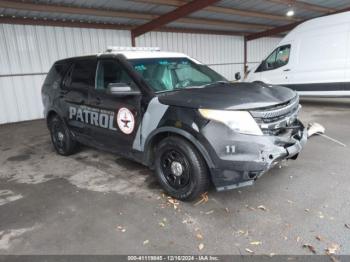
[66,59,97,89]
[257,45,291,72]
[95,60,136,90]
[265,49,277,70]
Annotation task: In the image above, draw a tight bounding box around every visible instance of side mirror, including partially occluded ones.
[107,83,141,96]
[234,72,241,81]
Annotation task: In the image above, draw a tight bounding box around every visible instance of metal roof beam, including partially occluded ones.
[131,0,220,39]
[178,17,271,30]
[0,17,134,30]
[246,21,301,41]
[0,0,154,20]
[0,17,246,36]
[0,0,271,35]
[134,0,300,22]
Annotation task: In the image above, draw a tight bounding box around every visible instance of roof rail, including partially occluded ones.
[105,46,160,52]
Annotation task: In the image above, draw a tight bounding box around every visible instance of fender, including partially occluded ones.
[45,107,59,124]
[144,126,215,168]
[45,107,71,131]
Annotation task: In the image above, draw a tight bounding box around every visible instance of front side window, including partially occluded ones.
[265,49,277,70]
[95,60,136,90]
[130,58,226,93]
[257,45,291,72]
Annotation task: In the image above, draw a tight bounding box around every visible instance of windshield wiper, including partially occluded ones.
[200,81,229,88]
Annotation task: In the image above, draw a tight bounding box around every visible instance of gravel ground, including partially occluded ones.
[0,98,349,255]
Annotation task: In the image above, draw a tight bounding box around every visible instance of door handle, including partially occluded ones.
[65,98,85,104]
[283,69,291,72]
[59,89,85,104]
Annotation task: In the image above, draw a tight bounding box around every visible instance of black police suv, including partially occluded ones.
[42,47,307,201]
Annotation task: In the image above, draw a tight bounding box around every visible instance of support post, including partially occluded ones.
[131,33,136,47]
[244,36,248,75]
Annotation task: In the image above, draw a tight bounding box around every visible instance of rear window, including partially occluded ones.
[70,59,97,89]
[44,62,69,86]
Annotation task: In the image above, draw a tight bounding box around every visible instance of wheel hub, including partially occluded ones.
[171,161,183,177]
[57,132,64,141]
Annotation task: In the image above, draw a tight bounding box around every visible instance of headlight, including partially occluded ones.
[199,109,263,136]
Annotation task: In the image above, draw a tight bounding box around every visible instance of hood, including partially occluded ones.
[157,82,297,110]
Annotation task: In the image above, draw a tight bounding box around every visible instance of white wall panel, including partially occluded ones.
[136,31,244,80]
[247,37,282,71]
[0,24,131,124]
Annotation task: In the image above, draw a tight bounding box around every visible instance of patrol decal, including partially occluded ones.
[69,106,117,131]
[117,107,135,135]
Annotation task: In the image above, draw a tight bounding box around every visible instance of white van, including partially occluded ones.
[244,12,350,97]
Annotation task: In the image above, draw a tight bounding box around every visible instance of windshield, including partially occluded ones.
[129,58,227,93]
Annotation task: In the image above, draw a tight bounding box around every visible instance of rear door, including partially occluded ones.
[87,58,142,154]
[60,58,97,136]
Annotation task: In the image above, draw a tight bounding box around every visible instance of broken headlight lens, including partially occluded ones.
[199,109,263,136]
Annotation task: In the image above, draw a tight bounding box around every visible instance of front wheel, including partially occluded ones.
[49,115,78,156]
[154,136,210,201]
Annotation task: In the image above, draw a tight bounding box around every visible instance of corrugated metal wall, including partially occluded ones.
[247,37,282,70]
[0,23,281,124]
[0,24,131,124]
[136,31,244,79]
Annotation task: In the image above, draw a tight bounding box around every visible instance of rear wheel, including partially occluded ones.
[49,115,77,156]
[154,136,209,201]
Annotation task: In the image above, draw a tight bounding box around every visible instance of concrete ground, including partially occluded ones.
[0,98,349,255]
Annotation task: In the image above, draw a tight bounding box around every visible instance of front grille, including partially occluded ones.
[250,95,299,124]
[250,95,300,136]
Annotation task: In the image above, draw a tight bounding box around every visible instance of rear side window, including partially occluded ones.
[71,59,97,89]
[44,63,69,87]
[64,59,97,89]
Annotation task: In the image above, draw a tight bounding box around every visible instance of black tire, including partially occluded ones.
[154,136,210,201]
[49,115,78,156]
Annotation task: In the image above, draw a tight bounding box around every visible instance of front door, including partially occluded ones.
[259,44,292,85]
[87,58,142,155]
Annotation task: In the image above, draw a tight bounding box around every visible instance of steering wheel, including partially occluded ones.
[176,79,192,89]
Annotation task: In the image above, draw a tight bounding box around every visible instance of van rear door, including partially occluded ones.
[288,24,348,95]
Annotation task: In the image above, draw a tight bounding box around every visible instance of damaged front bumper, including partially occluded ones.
[203,120,307,191]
